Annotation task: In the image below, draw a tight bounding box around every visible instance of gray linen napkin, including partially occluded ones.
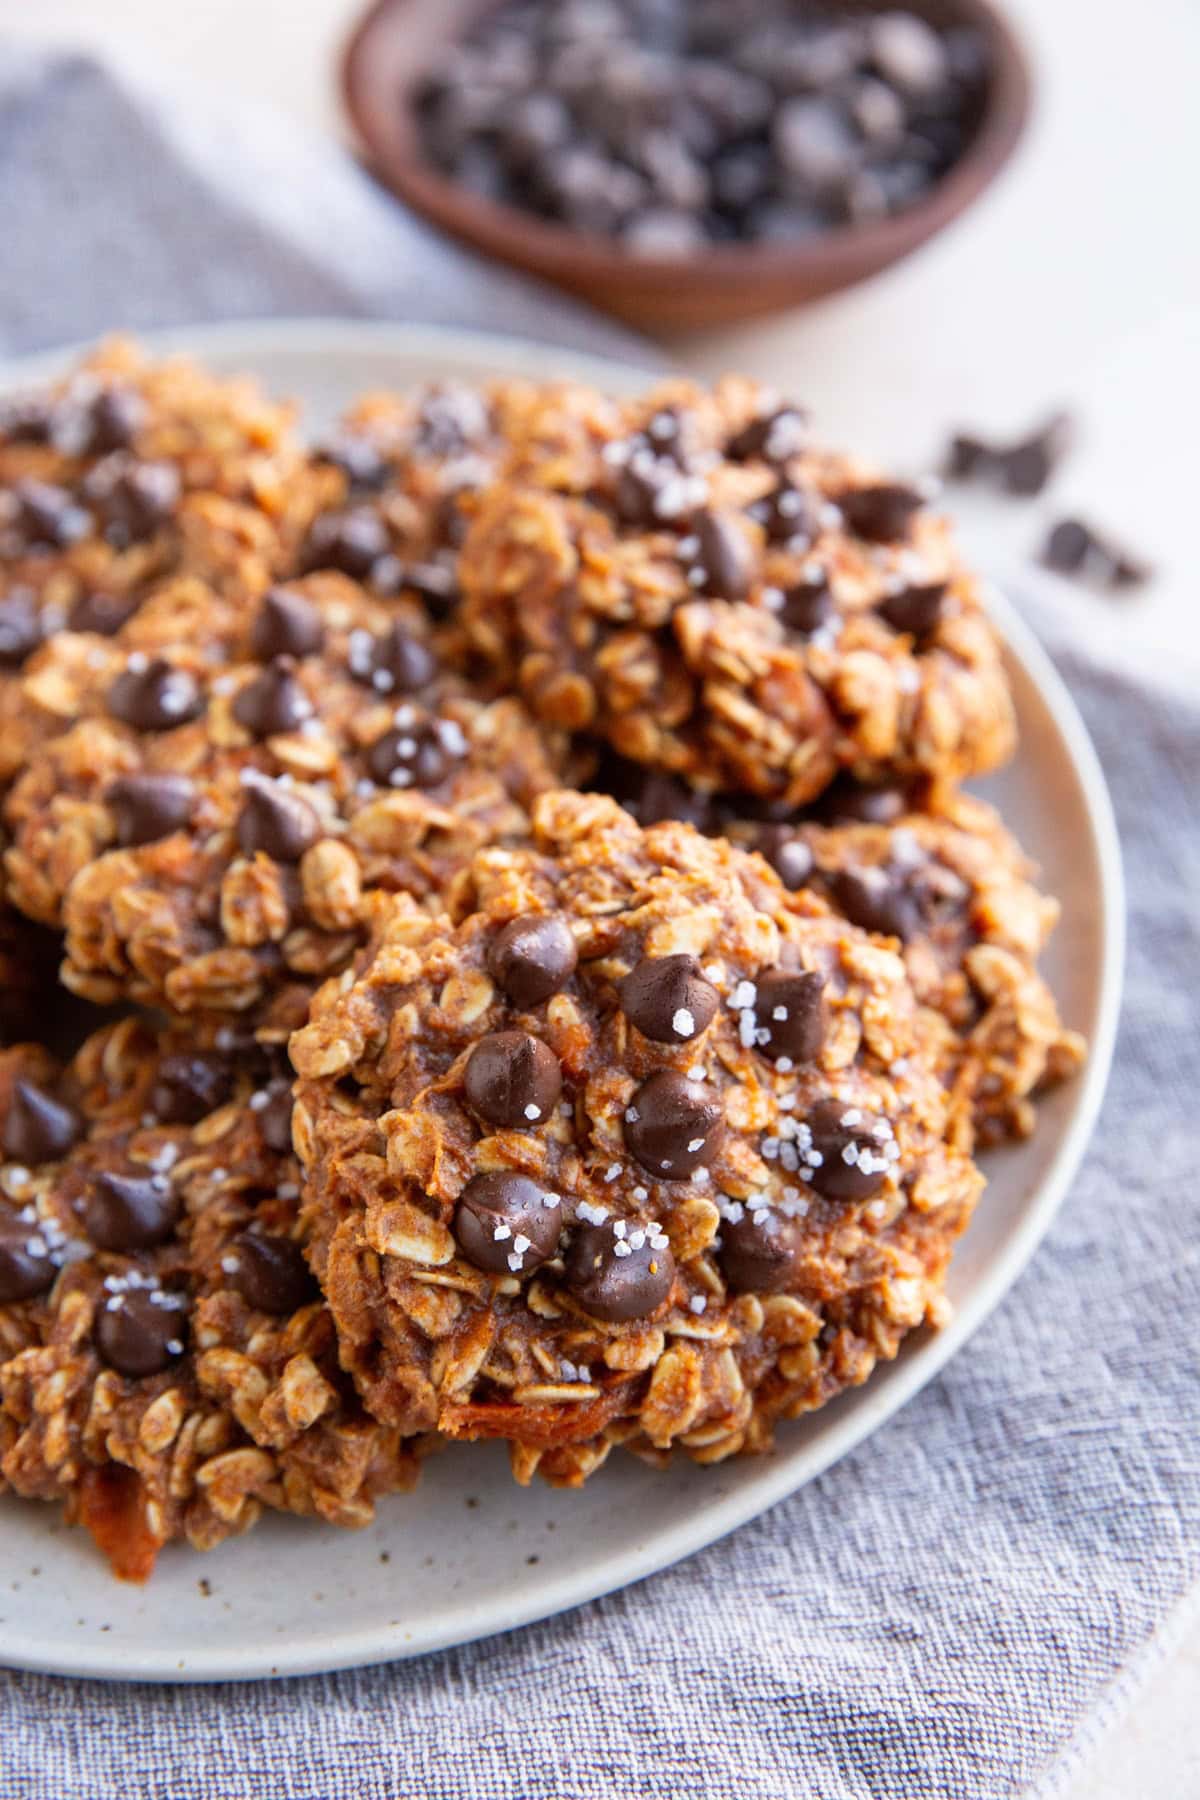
[1,43,1197,1800]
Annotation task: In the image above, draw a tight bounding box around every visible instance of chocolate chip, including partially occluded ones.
[1001,413,1074,498]
[68,589,138,636]
[619,954,719,1045]
[868,12,948,96]
[753,970,825,1064]
[622,208,707,256]
[349,623,437,696]
[228,1232,316,1313]
[250,587,325,661]
[838,483,925,543]
[752,482,820,546]
[84,1171,180,1251]
[236,774,321,864]
[624,1070,723,1179]
[805,1097,895,1201]
[690,509,755,599]
[256,1082,295,1154]
[624,768,717,831]
[1039,519,1151,590]
[87,458,181,541]
[754,824,814,891]
[367,717,465,789]
[0,593,43,667]
[0,395,53,443]
[412,384,491,459]
[727,404,808,466]
[773,95,858,191]
[402,559,460,619]
[86,387,145,454]
[778,570,835,636]
[453,1172,564,1275]
[96,1285,187,1378]
[3,1081,82,1164]
[819,779,909,826]
[945,433,990,481]
[149,1054,233,1125]
[304,508,390,579]
[462,1031,562,1129]
[233,657,313,737]
[487,914,578,1008]
[828,865,924,942]
[314,433,390,491]
[564,1217,675,1322]
[0,1211,57,1303]
[108,658,203,731]
[720,1206,804,1294]
[14,480,91,548]
[877,580,947,638]
[108,773,196,847]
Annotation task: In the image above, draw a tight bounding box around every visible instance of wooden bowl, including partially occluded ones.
[343,0,1033,333]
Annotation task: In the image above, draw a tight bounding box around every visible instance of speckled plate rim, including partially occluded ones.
[0,320,1124,1682]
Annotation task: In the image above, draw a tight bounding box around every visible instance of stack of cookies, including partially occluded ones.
[0,341,1084,1577]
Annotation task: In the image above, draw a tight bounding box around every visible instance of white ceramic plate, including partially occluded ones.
[0,322,1123,1683]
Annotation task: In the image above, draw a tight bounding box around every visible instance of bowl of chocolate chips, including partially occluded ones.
[343,0,1031,330]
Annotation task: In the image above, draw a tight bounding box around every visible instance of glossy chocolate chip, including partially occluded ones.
[108,773,196,847]
[304,508,390,579]
[250,587,325,660]
[0,1210,58,1303]
[727,405,808,466]
[619,954,719,1045]
[819,780,909,826]
[779,570,835,636]
[720,1206,804,1294]
[564,1218,675,1323]
[228,1232,316,1313]
[753,970,825,1064]
[487,914,578,1009]
[805,1097,895,1201]
[14,480,91,548]
[754,824,814,891]
[827,865,924,943]
[624,1070,723,1179]
[619,766,718,832]
[236,774,321,863]
[86,387,145,454]
[402,559,460,618]
[753,482,819,545]
[233,657,313,737]
[314,433,390,491]
[84,1171,180,1251]
[69,589,139,636]
[877,581,947,638]
[838,483,925,543]
[149,1054,233,1125]
[349,622,437,696]
[691,509,754,599]
[0,593,43,667]
[453,1172,564,1275]
[108,658,203,731]
[3,1081,82,1164]
[89,459,181,540]
[367,717,465,789]
[1039,518,1151,590]
[96,1285,188,1378]
[462,1031,562,1130]
[255,1083,295,1155]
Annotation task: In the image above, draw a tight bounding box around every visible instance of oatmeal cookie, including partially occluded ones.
[290,790,983,1489]
[2,571,562,1013]
[458,377,1016,804]
[0,1017,424,1579]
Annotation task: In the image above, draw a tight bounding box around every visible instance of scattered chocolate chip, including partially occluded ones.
[108,658,203,731]
[1039,518,1151,591]
[869,11,947,96]
[877,580,947,638]
[87,458,181,541]
[367,715,465,789]
[828,865,924,942]
[0,1211,57,1303]
[107,773,196,848]
[68,589,139,636]
[86,387,145,454]
[487,914,578,1009]
[720,1206,804,1294]
[727,404,808,466]
[753,970,825,1064]
[348,622,437,695]
[690,508,755,599]
[149,1054,233,1125]
[564,1217,675,1322]
[236,774,321,863]
[624,1069,723,1179]
[778,569,835,636]
[83,1171,180,1251]
[838,483,925,543]
[453,1172,564,1275]
[945,412,1074,498]
[96,1286,188,1378]
[619,954,719,1045]
[250,587,325,661]
[818,779,910,826]
[805,1097,894,1201]
[754,824,814,890]
[752,482,820,546]
[14,479,91,548]
[233,656,314,738]
[304,508,390,579]
[314,433,390,491]
[228,1232,316,1313]
[3,1081,82,1164]
[256,1082,295,1154]
[0,593,43,667]
[463,1031,562,1130]
[773,94,858,191]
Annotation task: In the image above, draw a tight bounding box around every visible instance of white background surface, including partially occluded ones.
[1,0,1197,1789]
